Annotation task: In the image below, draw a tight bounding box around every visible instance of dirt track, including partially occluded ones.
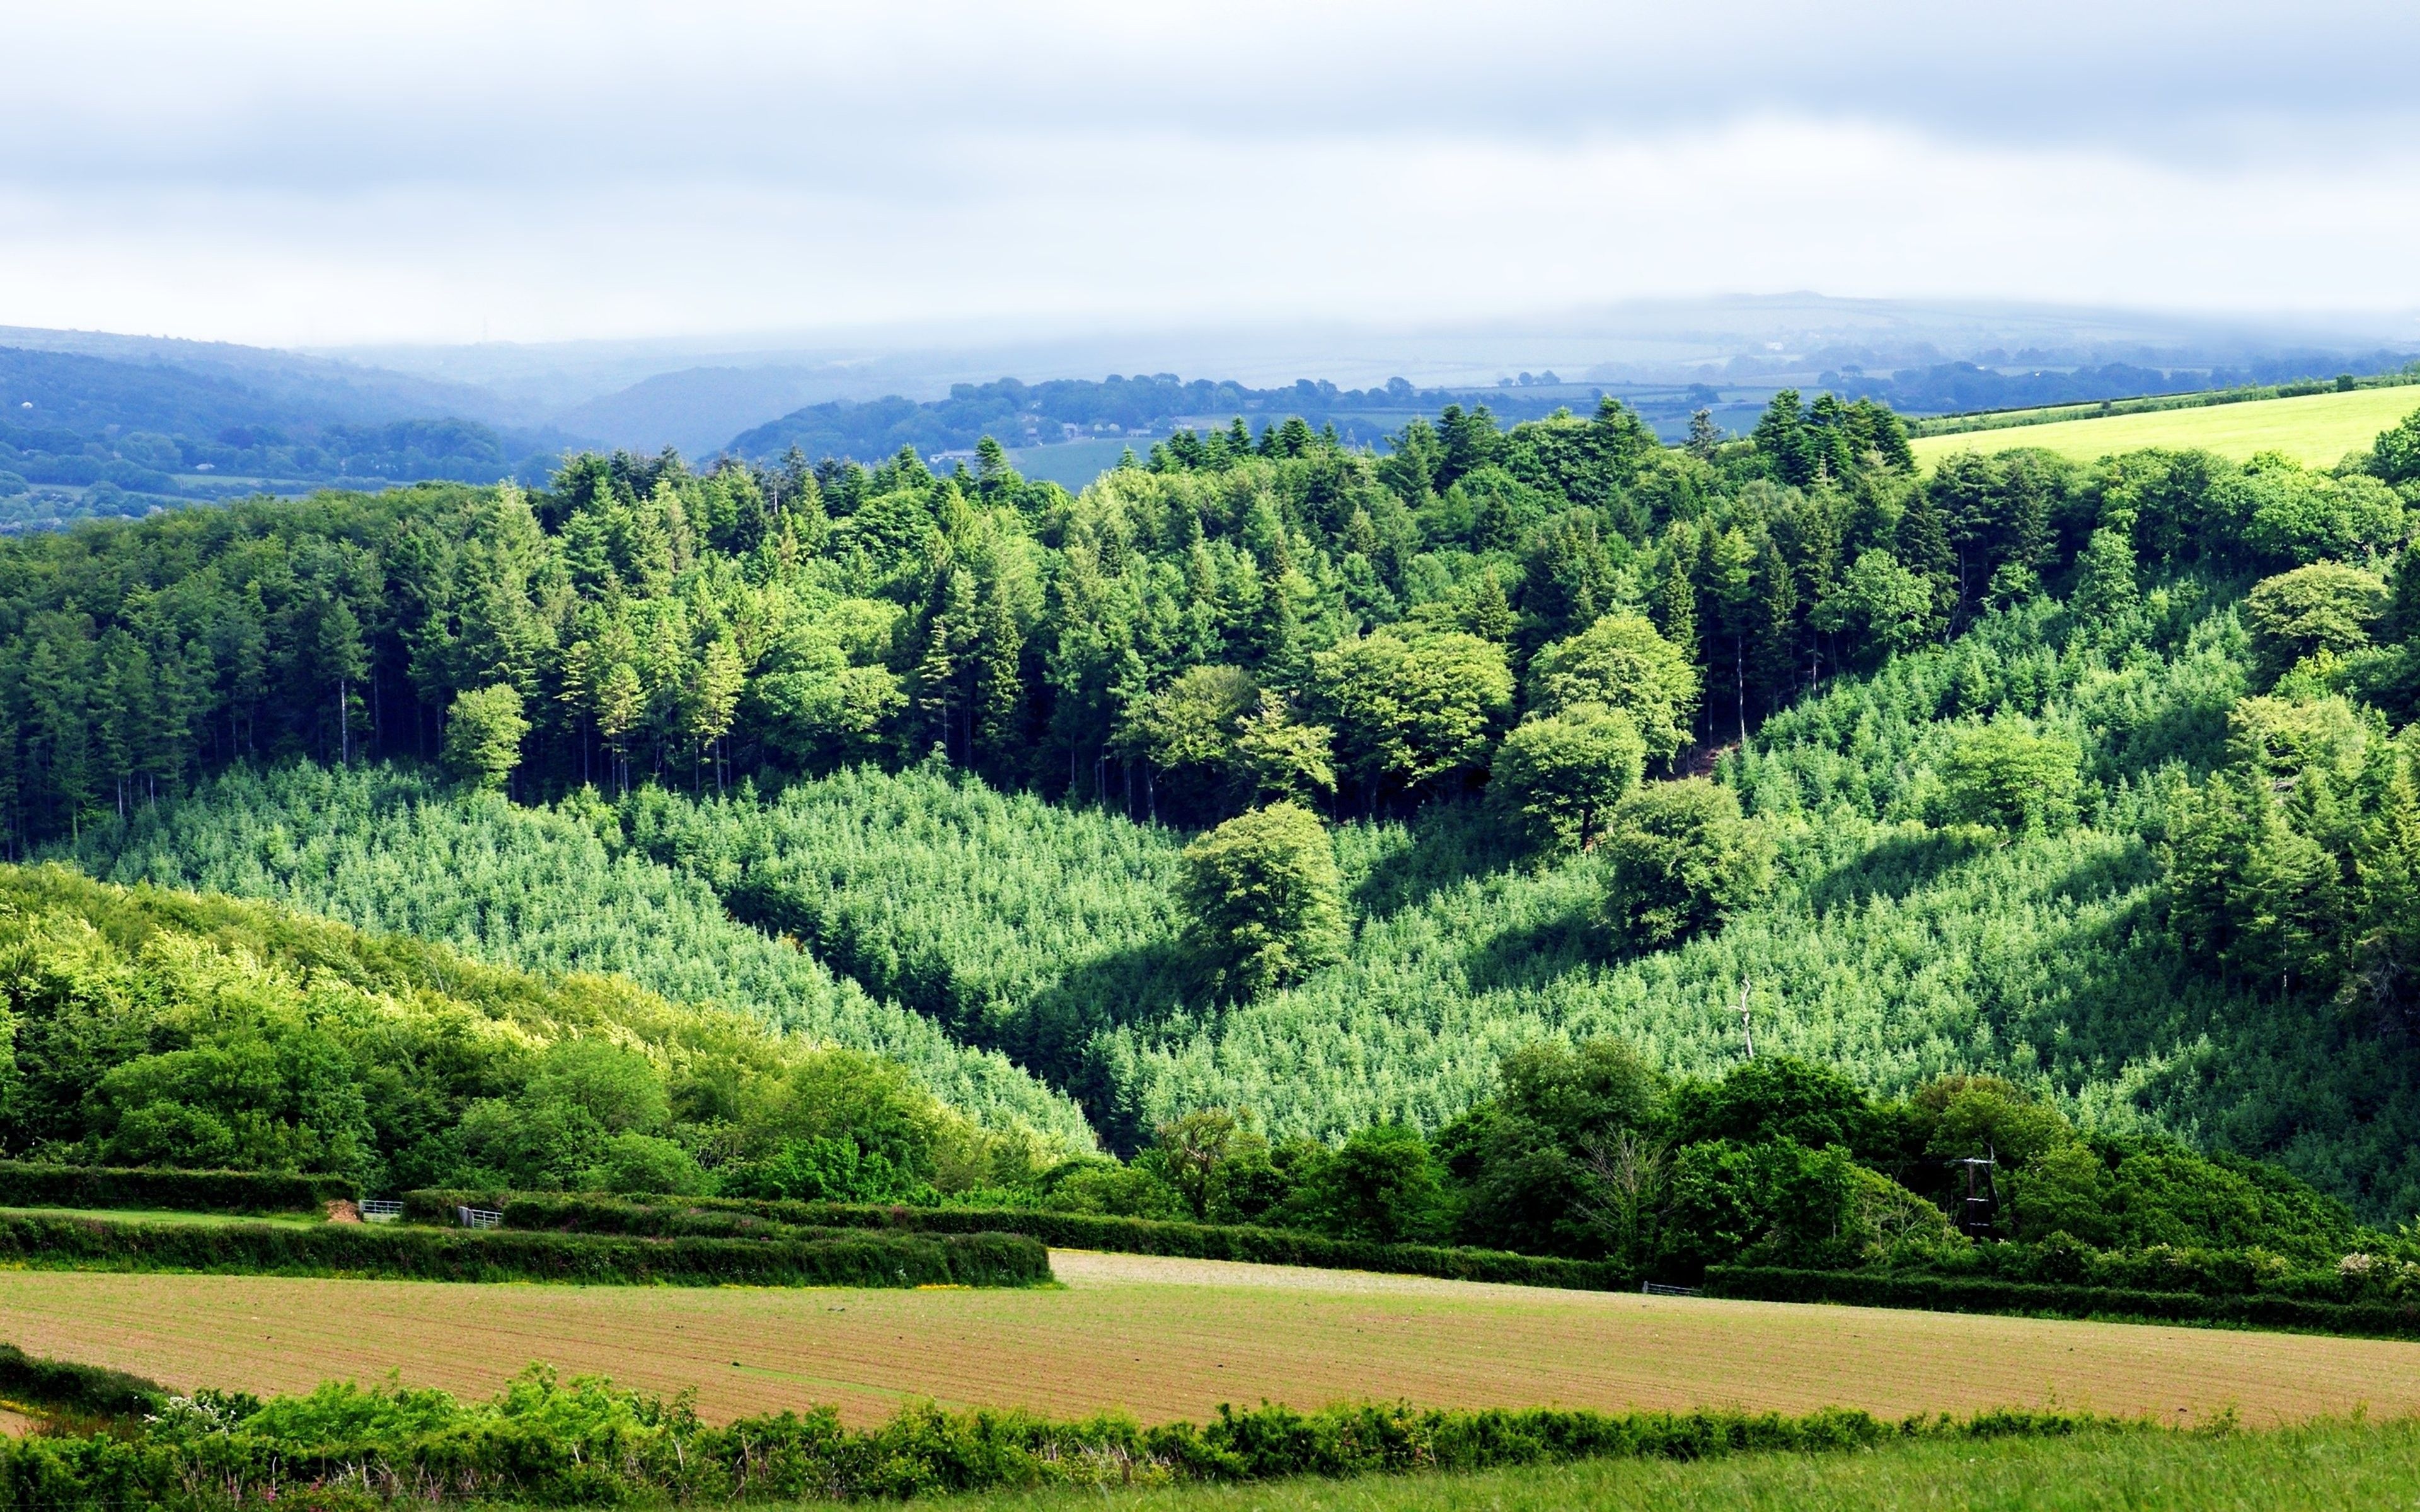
[1,1249,2413,1427]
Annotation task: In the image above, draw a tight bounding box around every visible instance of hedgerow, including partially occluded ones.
[402,1190,1637,1291]
[1703,1266,2420,1337]
[0,1362,2135,1508]
[0,1163,354,1215]
[0,1212,1048,1288]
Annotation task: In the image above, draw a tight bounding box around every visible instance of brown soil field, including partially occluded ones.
[1,1250,2414,1428]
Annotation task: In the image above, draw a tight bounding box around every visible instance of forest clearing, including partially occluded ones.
[1909,383,2419,467]
[1,1251,2415,1429]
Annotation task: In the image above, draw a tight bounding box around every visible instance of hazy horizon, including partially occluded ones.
[6,3,2417,350]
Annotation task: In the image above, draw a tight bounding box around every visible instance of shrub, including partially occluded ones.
[0,1371,2129,1509]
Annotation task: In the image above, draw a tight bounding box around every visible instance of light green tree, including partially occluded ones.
[2244,561,2387,680]
[1490,703,1647,852]
[1603,779,1772,948]
[442,684,529,793]
[1936,724,2082,834]
[1525,611,1698,763]
[1178,801,1348,997]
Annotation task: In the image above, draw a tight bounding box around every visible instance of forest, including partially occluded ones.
[0,345,563,525]
[11,376,2420,1262]
[724,372,1634,463]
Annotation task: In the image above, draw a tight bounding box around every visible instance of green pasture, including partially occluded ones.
[0,1206,323,1228]
[946,1418,2419,1512]
[1910,386,2420,469]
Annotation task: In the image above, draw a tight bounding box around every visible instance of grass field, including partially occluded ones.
[0,1206,321,1228]
[3,1251,2417,1429]
[945,1419,2420,1512]
[1909,385,2420,468]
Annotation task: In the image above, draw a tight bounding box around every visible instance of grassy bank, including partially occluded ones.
[938,1418,2419,1512]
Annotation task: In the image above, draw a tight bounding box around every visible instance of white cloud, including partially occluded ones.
[1,3,2414,344]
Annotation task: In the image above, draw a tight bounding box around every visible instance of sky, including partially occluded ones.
[3,1,2416,348]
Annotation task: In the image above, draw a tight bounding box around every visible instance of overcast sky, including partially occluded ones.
[3,1,2415,347]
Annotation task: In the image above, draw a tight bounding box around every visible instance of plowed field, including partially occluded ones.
[2,1250,2413,1427]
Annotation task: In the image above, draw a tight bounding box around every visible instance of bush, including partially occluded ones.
[0,1367,2128,1509]
[0,1210,1047,1288]
[0,1343,167,1421]
[0,1162,354,1213]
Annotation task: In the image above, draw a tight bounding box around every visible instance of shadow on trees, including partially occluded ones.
[1460,902,1604,994]
[1807,827,1996,915]
[1349,800,1527,921]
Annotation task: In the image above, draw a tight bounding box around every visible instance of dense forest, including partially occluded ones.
[0,864,1051,1200]
[16,381,2420,1235]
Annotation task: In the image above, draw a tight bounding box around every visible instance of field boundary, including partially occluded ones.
[0,1351,2150,1508]
[1705,1266,2420,1338]
[1904,369,2420,438]
[0,1210,1050,1288]
[0,1162,354,1214]
[402,1189,1642,1292]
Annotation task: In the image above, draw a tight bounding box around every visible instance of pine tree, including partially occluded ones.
[971,587,1025,779]
[914,570,976,764]
[1894,486,1956,639]
[1686,408,1720,461]
[2353,756,2420,1033]
[1460,568,1516,643]
[1748,532,1801,718]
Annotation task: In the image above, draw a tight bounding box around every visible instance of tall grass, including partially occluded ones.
[943,1419,2420,1512]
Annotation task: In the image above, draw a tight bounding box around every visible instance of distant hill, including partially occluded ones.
[0,324,521,428]
[722,372,1737,466]
[0,345,582,529]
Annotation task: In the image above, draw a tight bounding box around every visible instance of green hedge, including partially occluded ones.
[0,1212,1049,1288]
[403,1190,1638,1292]
[0,1162,354,1213]
[0,1343,166,1421]
[0,1368,2130,1509]
[1704,1266,2420,1337]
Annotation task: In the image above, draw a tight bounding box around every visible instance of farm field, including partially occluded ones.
[941,1418,2420,1512]
[1908,384,2419,467]
[1,1251,2416,1429]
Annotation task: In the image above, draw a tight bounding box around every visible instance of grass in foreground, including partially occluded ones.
[943,1418,2419,1512]
[1909,384,2418,467]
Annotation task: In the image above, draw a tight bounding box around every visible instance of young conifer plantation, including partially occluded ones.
[18,390,2420,1288]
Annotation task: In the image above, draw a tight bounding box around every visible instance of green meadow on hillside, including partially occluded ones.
[1910,384,2420,468]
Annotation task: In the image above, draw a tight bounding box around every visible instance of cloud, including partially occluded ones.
[1,2,2413,343]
